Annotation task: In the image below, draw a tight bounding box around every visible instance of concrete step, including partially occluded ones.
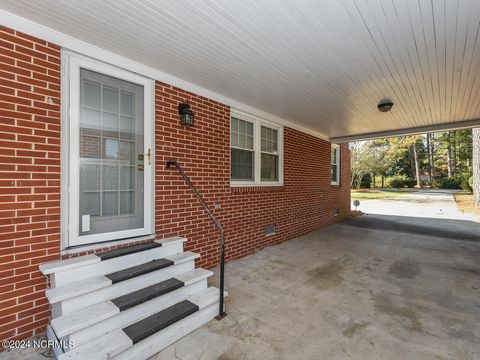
[57,287,225,360]
[50,252,199,317]
[51,268,212,342]
[40,237,187,287]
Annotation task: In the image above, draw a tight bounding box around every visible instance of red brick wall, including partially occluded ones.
[0,25,350,342]
[155,80,350,268]
[0,26,61,341]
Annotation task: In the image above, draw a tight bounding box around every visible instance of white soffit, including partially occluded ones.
[1,0,480,140]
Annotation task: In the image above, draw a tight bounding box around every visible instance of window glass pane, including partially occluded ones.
[261,126,278,153]
[102,165,119,190]
[120,116,135,140]
[103,86,119,113]
[246,121,253,136]
[121,91,134,116]
[103,112,118,133]
[261,153,278,181]
[331,164,338,182]
[231,148,254,180]
[80,134,101,159]
[83,82,101,109]
[104,139,119,159]
[231,117,253,150]
[331,148,337,164]
[81,192,100,216]
[238,119,246,134]
[80,163,100,191]
[102,192,118,216]
[120,191,134,215]
[120,166,135,190]
[81,108,101,129]
[120,141,135,161]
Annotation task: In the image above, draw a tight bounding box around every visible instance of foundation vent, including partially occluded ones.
[265,224,276,236]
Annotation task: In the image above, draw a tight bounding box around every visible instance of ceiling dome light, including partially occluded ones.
[377,100,394,112]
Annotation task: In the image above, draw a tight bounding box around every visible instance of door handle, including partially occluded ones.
[146,148,152,166]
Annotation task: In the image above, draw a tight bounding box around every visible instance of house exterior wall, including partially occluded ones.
[0,26,350,342]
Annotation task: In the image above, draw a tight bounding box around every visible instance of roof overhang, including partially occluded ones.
[331,118,480,142]
[1,1,479,141]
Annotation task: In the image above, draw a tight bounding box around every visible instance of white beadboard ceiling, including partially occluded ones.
[2,0,480,140]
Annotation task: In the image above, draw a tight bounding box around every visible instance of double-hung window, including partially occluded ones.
[230,112,283,186]
[331,144,340,185]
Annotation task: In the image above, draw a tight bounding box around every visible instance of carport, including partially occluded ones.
[1,1,480,359]
[159,214,480,359]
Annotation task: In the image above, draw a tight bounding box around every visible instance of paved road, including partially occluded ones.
[355,189,478,221]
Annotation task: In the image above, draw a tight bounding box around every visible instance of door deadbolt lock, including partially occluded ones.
[138,164,144,171]
[137,149,152,165]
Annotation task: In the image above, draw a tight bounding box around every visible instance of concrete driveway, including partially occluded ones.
[355,189,478,221]
[158,214,480,360]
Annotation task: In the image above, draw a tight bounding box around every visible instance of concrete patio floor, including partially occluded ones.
[3,214,480,360]
[158,214,480,360]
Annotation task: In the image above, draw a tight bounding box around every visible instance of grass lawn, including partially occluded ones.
[453,192,480,218]
[351,189,415,200]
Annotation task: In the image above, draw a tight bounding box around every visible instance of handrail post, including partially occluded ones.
[166,160,226,319]
[216,228,226,320]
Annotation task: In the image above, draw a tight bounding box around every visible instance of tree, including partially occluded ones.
[473,128,480,207]
[350,142,374,189]
[426,133,433,181]
[447,131,453,178]
[412,141,421,187]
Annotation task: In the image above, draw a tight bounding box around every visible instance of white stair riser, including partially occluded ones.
[47,325,64,360]
[112,302,219,360]
[51,243,184,287]
[55,261,195,317]
[66,279,208,349]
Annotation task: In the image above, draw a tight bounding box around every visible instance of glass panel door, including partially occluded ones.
[78,69,145,237]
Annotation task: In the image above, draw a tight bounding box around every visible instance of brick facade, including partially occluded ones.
[155,81,351,268]
[0,26,61,341]
[0,26,350,342]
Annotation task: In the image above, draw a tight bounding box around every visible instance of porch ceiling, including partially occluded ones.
[2,0,480,140]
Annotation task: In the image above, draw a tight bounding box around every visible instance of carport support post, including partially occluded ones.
[473,128,480,207]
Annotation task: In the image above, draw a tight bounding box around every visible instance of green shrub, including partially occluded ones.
[433,176,462,189]
[360,174,371,189]
[460,173,473,191]
[388,176,416,188]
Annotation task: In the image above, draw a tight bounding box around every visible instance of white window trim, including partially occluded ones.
[61,50,155,249]
[230,110,284,187]
[331,144,341,185]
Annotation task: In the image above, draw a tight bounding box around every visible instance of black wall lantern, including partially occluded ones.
[377,99,394,112]
[178,101,195,127]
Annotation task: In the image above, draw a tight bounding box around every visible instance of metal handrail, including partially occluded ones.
[165,160,226,320]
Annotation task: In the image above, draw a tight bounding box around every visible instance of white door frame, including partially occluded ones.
[61,51,155,248]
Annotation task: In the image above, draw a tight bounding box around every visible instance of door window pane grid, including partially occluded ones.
[80,74,137,220]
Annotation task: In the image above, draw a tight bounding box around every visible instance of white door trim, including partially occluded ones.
[62,51,155,248]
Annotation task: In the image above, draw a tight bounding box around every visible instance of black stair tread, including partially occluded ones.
[111,278,184,311]
[106,258,174,284]
[96,242,162,261]
[123,300,199,344]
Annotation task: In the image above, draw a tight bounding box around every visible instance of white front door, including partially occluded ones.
[65,53,154,247]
